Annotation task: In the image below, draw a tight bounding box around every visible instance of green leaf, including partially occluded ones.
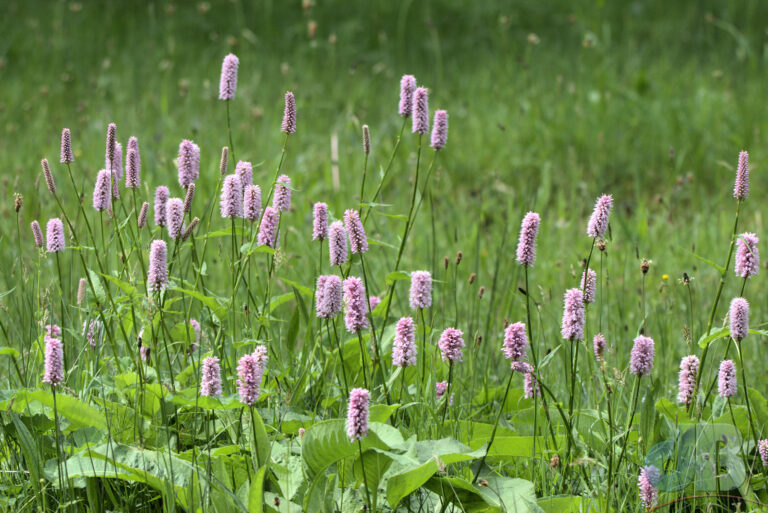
[385,271,411,285]
[101,273,138,299]
[689,252,725,274]
[248,465,267,513]
[87,269,107,304]
[697,327,730,349]
[17,390,107,432]
[169,288,228,319]
[0,347,20,357]
[537,496,583,513]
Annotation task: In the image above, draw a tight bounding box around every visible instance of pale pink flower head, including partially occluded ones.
[399,75,416,117]
[178,140,200,188]
[41,158,56,194]
[593,333,606,362]
[435,381,454,405]
[718,360,737,398]
[273,174,292,212]
[45,325,61,337]
[243,184,262,222]
[147,240,169,292]
[125,147,140,188]
[638,467,659,510]
[258,206,280,248]
[581,269,597,303]
[60,128,74,164]
[237,353,265,406]
[82,320,103,348]
[218,53,239,100]
[392,317,417,367]
[154,186,169,227]
[560,288,584,340]
[183,183,195,213]
[409,271,432,310]
[110,169,121,200]
[46,218,65,253]
[235,161,253,187]
[587,194,613,239]
[220,174,244,219]
[735,233,759,279]
[105,122,117,169]
[630,335,655,377]
[412,87,429,134]
[138,201,149,229]
[93,170,112,212]
[312,202,328,241]
[343,276,369,333]
[729,297,749,341]
[281,92,296,134]
[344,209,368,254]
[759,440,768,467]
[438,328,464,363]
[166,198,184,239]
[734,150,749,200]
[127,136,140,179]
[677,355,699,406]
[502,322,528,361]
[369,296,381,311]
[189,319,201,345]
[31,220,44,248]
[43,335,64,387]
[524,372,539,399]
[430,110,448,150]
[511,361,534,374]
[516,212,540,267]
[328,221,348,266]
[200,356,222,397]
[108,142,123,182]
[347,388,370,441]
[316,275,342,319]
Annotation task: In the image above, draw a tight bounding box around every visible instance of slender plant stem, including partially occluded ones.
[472,371,513,484]
[357,440,373,512]
[615,375,641,473]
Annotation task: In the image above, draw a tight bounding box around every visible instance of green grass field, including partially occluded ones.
[2,1,768,511]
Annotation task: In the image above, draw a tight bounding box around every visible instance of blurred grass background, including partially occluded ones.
[2,0,768,387]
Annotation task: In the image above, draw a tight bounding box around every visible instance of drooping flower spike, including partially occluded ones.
[735,233,759,279]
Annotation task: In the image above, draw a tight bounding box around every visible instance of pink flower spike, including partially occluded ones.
[243,184,262,222]
[43,335,64,387]
[718,360,737,398]
[218,53,239,100]
[392,317,417,367]
[347,388,370,441]
[581,269,597,304]
[561,288,584,341]
[201,356,222,397]
[273,174,292,212]
[430,110,448,150]
[409,271,432,310]
[235,160,253,187]
[677,355,699,406]
[516,212,540,267]
[438,328,464,363]
[502,322,528,362]
[729,297,749,341]
[328,221,348,266]
[630,336,655,377]
[343,277,369,333]
[399,75,416,117]
[220,174,244,219]
[312,202,328,241]
[587,194,613,239]
[258,206,280,248]
[147,240,169,292]
[281,92,296,134]
[344,209,368,254]
[46,218,65,253]
[412,87,429,134]
[93,170,111,212]
[154,186,169,227]
[735,233,759,279]
[734,150,749,200]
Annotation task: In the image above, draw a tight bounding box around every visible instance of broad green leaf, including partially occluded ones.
[697,327,730,348]
[537,496,583,513]
[17,390,107,432]
[0,347,20,357]
[169,288,228,319]
[249,465,267,513]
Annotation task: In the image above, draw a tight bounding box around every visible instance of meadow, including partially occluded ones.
[2,1,768,511]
